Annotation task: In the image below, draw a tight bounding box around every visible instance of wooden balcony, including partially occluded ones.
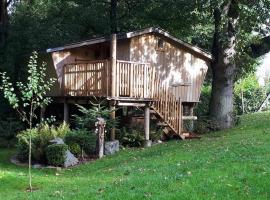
[63,60,153,99]
[63,59,182,136]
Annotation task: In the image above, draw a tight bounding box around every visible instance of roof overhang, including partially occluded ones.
[46,27,212,61]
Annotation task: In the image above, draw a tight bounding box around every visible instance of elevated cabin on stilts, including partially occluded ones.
[45,27,212,142]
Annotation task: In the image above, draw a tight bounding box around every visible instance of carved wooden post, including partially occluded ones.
[95,117,106,158]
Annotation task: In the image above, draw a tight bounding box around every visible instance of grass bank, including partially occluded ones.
[1,112,270,199]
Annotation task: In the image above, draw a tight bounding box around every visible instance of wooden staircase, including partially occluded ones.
[150,68,183,139]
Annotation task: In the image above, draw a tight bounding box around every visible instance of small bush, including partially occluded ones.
[194,118,220,134]
[117,127,145,147]
[17,129,38,162]
[0,118,24,148]
[195,85,211,117]
[68,143,81,157]
[46,144,68,167]
[65,129,96,155]
[51,122,70,138]
[16,123,70,163]
[234,75,266,114]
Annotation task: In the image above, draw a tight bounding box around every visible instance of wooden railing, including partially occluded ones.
[63,59,151,98]
[150,69,182,135]
[116,60,151,98]
[63,60,110,96]
[63,59,182,135]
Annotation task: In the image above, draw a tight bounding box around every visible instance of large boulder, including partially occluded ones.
[50,137,78,167]
[104,140,119,155]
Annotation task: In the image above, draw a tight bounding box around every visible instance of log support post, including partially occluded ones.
[64,100,69,123]
[110,100,116,141]
[189,105,194,131]
[111,34,117,97]
[144,103,151,147]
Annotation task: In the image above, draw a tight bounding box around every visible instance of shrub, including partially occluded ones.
[17,129,38,162]
[65,129,96,155]
[116,127,145,147]
[16,123,70,163]
[0,117,24,148]
[73,103,118,131]
[234,75,266,115]
[194,85,211,117]
[150,128,163,142]
[51,122,70,138]
[194,117,220,134]
[46,144,68,167]
[68,143,81,157]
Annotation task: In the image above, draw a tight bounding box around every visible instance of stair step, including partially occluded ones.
[162,127,171,135]
[150,110,157,114]
[182,116,197,120]
[157,122,169,127]
[182,132,201,139]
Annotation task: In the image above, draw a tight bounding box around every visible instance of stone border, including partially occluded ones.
[10,155,96,169]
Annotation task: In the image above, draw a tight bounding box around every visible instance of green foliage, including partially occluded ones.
[68,143,81,158]
[65,129,96,155]
[234,75,266,115]
[73,103,118,133]
[46,144,68,167]
[0,117,24,148]
[16,123,70,163]
[195,85,211,117]
[116,127,145,147]
[16,129,38,162]
[149,128,163,142]
[194,117,220,134]
[0,51,55,128]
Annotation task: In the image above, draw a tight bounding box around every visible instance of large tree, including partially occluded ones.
[0,0,9,47]
[209,0,270,128]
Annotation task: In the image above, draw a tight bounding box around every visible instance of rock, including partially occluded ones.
[104,140,119,155]
[144,140,152,147]
[50,138,65,145]
[64,151,78,168]
[33,164,43,169]
[50,137,78,168]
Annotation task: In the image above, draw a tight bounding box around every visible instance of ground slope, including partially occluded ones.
[1,112,270,200]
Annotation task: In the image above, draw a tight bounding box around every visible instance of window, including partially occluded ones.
[156,38,165,51]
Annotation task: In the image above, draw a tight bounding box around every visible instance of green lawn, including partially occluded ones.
[1,112,270,200]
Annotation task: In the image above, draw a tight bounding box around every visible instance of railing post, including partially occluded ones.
[62,65,65,96]
[178,98,182,135]
[111,34,117,97]
[144,64,147,98]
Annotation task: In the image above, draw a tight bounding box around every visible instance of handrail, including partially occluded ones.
[115,60,151,98]
[150,68,182,135]
[63,60,110,96]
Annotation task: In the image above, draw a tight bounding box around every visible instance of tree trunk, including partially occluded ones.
[110,0,117,34]
[0,0,9,47]
[209,0,239,129]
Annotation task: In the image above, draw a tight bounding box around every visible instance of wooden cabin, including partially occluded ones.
[46,27,212,142]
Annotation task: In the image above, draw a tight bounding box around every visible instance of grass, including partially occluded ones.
[1,112,270,200]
